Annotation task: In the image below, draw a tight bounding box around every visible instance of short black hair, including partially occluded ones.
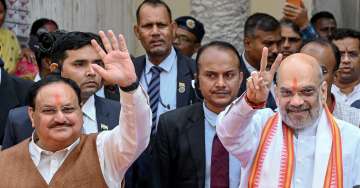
[27,74,81,109]
[195,41,242,75]
[310,11,336,25]
[280,19,301,37]
[244,13,280,38]
[302,38,341,72]
[136,0,172,23]
[51,31,105,67]
[331,28,360,45]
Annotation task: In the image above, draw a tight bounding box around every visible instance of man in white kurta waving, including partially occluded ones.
[216,47,360,188]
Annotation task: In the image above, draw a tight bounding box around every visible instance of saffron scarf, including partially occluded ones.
[248,106,343,188]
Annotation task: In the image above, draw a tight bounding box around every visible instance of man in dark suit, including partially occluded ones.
[154,41,243,188]
[239,13,282,110]
[0,59,33,146]
[1,31,121,149]
[126,1,197,187]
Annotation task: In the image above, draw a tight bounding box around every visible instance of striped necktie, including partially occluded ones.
[147,66,162,134]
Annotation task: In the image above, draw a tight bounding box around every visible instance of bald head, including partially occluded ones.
[277,53,323,85]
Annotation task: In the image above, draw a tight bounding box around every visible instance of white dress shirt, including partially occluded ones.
[216,96,360,188]
[140,47,178,125]
[332,83,360,107]
[82,95,98,134]
[28,86,151,187]
[95,85,105,98]
[203,103,241,188]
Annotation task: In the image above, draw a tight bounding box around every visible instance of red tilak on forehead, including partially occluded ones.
[291,78,298,93]
[54,94,61,106]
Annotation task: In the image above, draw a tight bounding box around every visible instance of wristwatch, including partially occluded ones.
[120,79,139,92]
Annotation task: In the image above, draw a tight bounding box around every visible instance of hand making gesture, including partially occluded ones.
[246,47,282,104]
[91,30,137,88]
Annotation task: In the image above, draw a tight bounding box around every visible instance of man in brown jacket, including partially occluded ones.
[0,30,151,188]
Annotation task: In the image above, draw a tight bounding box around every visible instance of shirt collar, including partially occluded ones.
[82,95,96,121]
[145,47,177,74]
[95,85,105,98]
[203,102,218,128]
[29,132,80,166]
[242,51,257,73]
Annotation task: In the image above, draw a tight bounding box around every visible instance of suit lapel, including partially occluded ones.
[176,53,194,107]
[185,103,206,188]
[0,70,20,115]
[94,96,110,132]
[134,56,146,80]
[239,55,250,96]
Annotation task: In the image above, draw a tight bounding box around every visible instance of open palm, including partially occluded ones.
[91,30,137,87]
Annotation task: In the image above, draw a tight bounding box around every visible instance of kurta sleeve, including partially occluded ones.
[96,85,151,187]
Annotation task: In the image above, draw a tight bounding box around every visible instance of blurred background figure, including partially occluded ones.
[310,11,337,39]
[27,18,59,81]
[0,0,21,75]
[173,16,205,58]
[280,19,303,58]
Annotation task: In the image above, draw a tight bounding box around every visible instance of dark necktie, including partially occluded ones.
[147,66,162,134]
[211,134,229,188]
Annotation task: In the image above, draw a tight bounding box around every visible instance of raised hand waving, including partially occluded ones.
[91,30,137,88]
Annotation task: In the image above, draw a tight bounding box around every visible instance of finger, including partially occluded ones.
[260,47,268,73]
[283,12,297,18]
[251,72,260,90]
[300,0,305,8]
[284,2,298,9]
[91,64,111,81]
[91,39,107,59]
[108,30,119,51]
[99,30,113,53]
[269,53,283,75]
[118,34,129,52]
[247,77,256,92]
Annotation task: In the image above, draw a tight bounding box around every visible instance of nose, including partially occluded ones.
[54,111,67,123]
[270,43,279,54]
[341,52,351,65]
[289,93,304,107]
[215,76,226,88]
[150,25,160,35]
[86,64,96,77]
[282,39,290,49]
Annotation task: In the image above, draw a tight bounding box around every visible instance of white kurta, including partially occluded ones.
[216,96,360,188]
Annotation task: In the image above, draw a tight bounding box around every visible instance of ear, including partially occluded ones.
[49,63,59,73]
[244,36,251,49]
[193,43,201,54]
[171,21,177,38]
[320,81,328,104]
[134,25,140,39]
[28,107,36,128]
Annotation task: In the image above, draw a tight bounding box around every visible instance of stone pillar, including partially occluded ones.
[191,0,249,52]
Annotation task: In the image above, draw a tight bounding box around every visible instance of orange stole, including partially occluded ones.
[248,108,343,188]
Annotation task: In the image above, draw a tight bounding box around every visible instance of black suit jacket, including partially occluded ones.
[0,69,33,145]
[2,95,120,150]
[239,54,277,110]
[155,103,205,188]
[125,51,197,188]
